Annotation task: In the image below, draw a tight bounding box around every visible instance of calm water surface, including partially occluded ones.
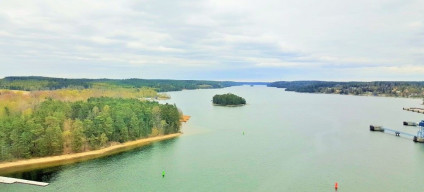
[2,86,424,192]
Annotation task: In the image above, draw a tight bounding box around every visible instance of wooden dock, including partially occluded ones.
[0,176,49,186]
[403,107,424,114]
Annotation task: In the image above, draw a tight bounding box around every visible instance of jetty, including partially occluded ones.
[403,107,424,114]
[0,176,48,186]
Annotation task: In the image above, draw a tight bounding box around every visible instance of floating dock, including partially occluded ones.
[369,125,384,132]
[403,107,424,114]
[403,121,418,126]
[0,176,48,186]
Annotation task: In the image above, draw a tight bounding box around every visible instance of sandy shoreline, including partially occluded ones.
[180,115,191,122]
[0,133,181,175]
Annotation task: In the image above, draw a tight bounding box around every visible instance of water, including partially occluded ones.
[2,86,424,191]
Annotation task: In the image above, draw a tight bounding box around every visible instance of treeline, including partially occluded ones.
[0,88,158,118]
[0,97,181,161]
[268,81,424,97]
[213,93,246,106]
[0,76,238,92]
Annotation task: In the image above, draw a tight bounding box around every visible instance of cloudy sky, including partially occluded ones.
[0,0,423,81]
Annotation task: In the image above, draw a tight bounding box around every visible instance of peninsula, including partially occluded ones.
[0,86,184,175]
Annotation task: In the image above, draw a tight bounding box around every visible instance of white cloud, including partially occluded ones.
[384,65,424,74]
[90,36,118,45]
[0,0,423,80]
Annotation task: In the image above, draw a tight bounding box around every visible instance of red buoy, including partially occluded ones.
[335,182,338,190]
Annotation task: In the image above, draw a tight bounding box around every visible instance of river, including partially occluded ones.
[2,85,424,191]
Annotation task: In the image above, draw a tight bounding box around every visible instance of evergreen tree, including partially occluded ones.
[71,119,85,152]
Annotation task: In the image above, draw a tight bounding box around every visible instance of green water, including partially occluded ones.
[2,86,424,191]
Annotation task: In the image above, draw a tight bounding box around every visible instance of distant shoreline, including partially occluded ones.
[284,90,424,100]
[0,133,181,175]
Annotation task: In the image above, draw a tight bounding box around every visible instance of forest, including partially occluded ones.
[0,86,180,162]
[0,97,181,161]
[0,76,239,92]
[213,93,246,106]
[268,81,424,98]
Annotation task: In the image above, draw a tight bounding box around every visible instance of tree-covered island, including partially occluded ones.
[212,93,246,106]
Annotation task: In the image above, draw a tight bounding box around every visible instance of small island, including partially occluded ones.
[213,93,246,106]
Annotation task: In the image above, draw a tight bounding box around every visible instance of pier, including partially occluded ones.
[370,125,416,138]
[370,107,424,142]
[382,128,416,138]
[370,120,424,143]
[0,176,49,186]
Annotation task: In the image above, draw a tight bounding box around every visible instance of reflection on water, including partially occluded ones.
[6,166,62,182]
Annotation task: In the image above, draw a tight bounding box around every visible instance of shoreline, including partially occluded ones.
[0,133,181,175]
[213,103,246,107]
[278,89,424,100]
[180,115,191,122]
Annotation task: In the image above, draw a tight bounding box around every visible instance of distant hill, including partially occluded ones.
[0,76,267,92]
[268,81,424,98]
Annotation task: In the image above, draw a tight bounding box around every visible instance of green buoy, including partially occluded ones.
[162,171,165,178]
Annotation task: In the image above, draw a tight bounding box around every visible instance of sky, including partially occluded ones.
[0,0,423,81]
